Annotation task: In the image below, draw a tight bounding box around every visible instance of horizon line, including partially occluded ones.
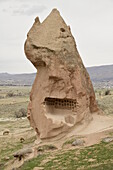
[0,63,113,75]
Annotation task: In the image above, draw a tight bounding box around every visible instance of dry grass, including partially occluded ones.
[95,88,113,114]
[0,86,113,169]
[0,86,30,118]
[0,86,34,168]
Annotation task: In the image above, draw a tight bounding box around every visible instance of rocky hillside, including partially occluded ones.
[87,65,113,82]
[0,64,113,87]
[87,64,113,88]
[0,73,36,86]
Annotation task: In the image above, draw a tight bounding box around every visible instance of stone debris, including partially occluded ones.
[4,157,10,161]
[3,129,10,135]
[13,148,33,161]
[72,139,85,146]
[102,137,113,143]
[20,137,25,143]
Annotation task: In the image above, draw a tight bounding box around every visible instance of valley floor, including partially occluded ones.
[0,86,113,170]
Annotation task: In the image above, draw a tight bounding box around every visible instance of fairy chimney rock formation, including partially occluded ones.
[25,9,99,140]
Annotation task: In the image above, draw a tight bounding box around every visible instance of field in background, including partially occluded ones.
[95,88,113,114]
[0,86,36,169]
[0,86,30,118]
[0,86,113,119]
[0,86,113,169]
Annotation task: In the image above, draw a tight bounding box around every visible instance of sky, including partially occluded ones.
[0,0,113,73]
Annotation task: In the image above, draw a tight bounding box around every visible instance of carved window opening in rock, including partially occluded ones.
[60,28,65,32]
[44,97,76,110]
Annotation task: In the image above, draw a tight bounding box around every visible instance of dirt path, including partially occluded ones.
[37,113,113,148]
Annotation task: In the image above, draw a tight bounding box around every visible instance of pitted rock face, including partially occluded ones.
[25,9,99,140]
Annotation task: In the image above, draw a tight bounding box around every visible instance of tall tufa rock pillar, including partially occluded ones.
[24,9,99,140]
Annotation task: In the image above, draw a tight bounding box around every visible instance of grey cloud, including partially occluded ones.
[0,0,38,2]
[0,0,9,3]
[12,5,46,15]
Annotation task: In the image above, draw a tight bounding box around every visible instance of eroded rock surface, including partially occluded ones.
[24,9,100,140]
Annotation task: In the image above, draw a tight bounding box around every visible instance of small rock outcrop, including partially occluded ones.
[72,139,85,146]
[102,137,113,143]
[13,148,33,161]
[24,9,100,140]
[3,129,10,135]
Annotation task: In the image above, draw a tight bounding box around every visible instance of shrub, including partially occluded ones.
[15,108,27,118]
[0,96,4,99]
[6,92,14,97]
[99,91,101,96]
[105,90,110,96]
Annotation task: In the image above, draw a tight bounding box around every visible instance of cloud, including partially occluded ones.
[2,2,47,16]
[0,0,38,3]
[0,0,9,3]
[12,5,46,15]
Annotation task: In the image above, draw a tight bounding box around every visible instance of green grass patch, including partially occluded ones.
[20,154,47,170]
[24,136,36,144]
[62,138,75,148]
[37,144,57,152]
[20,141,113,170]
[0,142,23,168]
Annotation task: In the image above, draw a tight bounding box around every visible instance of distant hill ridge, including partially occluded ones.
[0,64,113,87]
[87,64,113,82]
[0,73,36,86]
